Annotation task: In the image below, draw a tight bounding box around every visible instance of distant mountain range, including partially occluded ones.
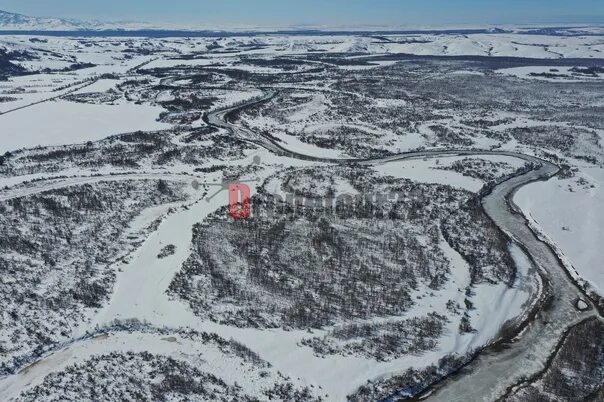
[0,9,151,31]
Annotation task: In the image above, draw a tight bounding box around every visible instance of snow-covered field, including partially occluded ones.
[515,165,604,294]
[0,100,168,153]
[373,155,528,192]
[497,66,604,81]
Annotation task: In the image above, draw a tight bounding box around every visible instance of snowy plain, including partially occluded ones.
[515,165,604,294]
[0,100,169,153]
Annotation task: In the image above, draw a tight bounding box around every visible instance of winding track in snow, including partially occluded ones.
[0,89,601,401]
[0,78,99,116]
